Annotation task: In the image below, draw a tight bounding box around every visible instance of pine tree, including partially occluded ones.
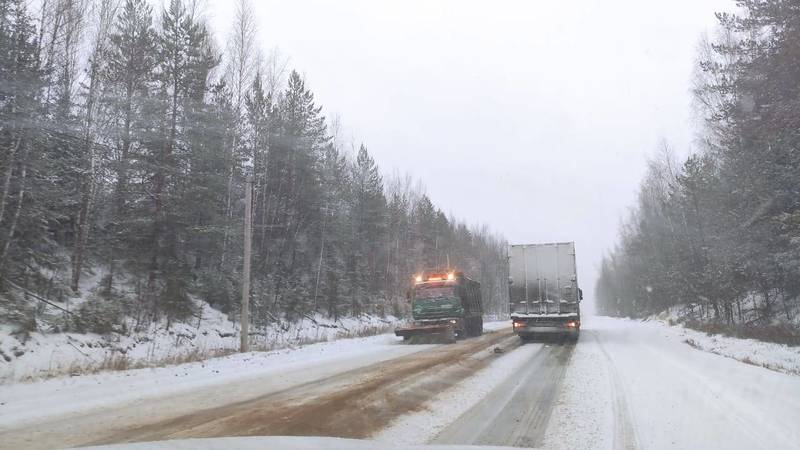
[104,0,156,216]
[266,70,329,318]
[146,0,217,320]
[348,144,387,313]
[0,0,47,283]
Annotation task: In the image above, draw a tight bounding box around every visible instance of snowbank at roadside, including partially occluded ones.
[655,319,800,375]
[0,319,510,430]
[0,331,421,430]
[604,311,800,376]
[0,307,399,382]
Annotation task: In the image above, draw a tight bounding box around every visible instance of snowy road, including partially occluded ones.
[0,325,516,449]
[2,317,800,450]
[431,340,574,447]
[381,316,800,450]
[579,317,800,450]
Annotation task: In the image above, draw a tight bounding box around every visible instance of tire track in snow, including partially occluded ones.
[431,339,575,447]
[592,330,639,450]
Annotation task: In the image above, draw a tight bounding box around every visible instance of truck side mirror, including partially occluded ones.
[578,288,583,301]
[405,289,412,301]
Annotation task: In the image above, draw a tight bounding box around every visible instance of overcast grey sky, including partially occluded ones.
[206,0,730,311]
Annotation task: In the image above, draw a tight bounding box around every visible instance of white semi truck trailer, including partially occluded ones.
[508,242,582,341]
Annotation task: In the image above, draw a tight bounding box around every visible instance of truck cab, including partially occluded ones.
[395,271,483,342]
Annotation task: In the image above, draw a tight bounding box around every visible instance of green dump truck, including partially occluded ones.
[395,271,483,343]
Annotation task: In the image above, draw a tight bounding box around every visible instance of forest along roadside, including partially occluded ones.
[0,326,514,450]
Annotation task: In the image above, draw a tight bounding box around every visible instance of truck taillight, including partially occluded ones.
[565,321,579,328]
[513,321,524,328]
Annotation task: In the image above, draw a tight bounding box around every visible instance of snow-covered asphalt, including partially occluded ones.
[578,317,800,450]
[415,316,800,450]
[2,317,799,450]
[431,340,573,447]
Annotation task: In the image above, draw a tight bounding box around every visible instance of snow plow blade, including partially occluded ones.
[395,324,456,344]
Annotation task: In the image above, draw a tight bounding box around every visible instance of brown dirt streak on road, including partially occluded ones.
[88,329,516,446]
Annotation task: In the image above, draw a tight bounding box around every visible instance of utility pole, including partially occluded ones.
[240,176,253,353]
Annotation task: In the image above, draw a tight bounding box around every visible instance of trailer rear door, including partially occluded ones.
[509,242,579,315]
